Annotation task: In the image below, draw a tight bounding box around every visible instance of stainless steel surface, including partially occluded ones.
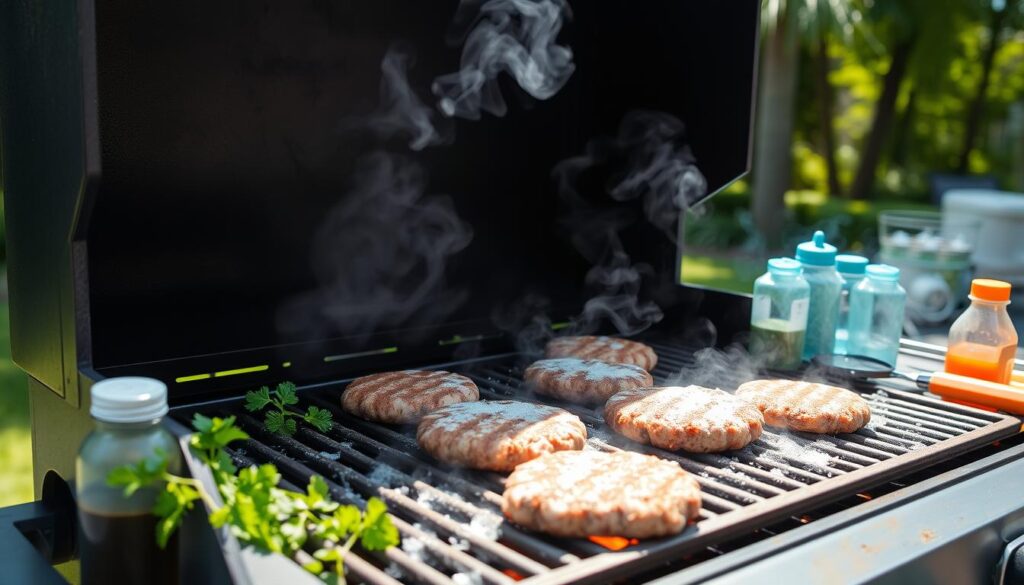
[174,341,1022,585]
[649,437,1024,585]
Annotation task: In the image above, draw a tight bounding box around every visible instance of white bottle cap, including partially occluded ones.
[90,377,169,423]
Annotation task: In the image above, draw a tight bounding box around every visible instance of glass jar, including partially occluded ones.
[945,279,1018,383]
[76,377,180,585]
[750,257,810,370]
[796,230,842,359]
[848,264,907,367]
[834,254,869,355]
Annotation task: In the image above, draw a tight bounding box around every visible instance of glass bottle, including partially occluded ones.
[796,230,842,360]
[749,257,810,370]
[77,377,180,585]
[834,254,869,355]
[945,279,1018,383]
[848,264,907,367]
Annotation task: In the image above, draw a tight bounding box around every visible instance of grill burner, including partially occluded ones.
[174,341,1019,585]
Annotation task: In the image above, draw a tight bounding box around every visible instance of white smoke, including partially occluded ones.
[277,152,473,342]
[549,110,706,337]
[433,0,575,119]
[364,46,449,151]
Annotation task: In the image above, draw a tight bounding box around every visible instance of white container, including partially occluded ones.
[942,190,1024,290]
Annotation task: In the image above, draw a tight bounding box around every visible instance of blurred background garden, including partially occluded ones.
[1,0,1023,507]
[682,0,1024,292]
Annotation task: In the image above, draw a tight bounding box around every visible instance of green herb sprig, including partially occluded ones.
[244,382,333,436]
[107,412,397,584]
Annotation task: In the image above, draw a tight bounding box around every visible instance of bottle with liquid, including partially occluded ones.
[834,254,869,355]
[945,279,1018,383]
[76,377,180,585]
[796,230,842,360]
[749,257,810,370]
[847,264,907,367]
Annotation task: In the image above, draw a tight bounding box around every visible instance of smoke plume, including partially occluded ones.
[365,46,450,151]
[433,0,575,119]
[549,110,706,338]
[278,152,473,343]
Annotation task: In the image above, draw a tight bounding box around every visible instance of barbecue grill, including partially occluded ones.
[2,2,1024,585]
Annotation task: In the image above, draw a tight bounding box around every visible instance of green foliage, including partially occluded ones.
[245,382,333,436]
[106,415,399,584]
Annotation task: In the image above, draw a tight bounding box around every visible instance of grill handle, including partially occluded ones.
[997,533,1024,585]
[0,471,77,584]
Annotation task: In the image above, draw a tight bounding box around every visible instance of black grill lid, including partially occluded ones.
[1,0,758,398]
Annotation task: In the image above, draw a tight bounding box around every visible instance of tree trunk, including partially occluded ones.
[815,32,841,197]
[956,7,1006,173]
[751,10,800,249]
[849,39,914,200]
[891,86,916,168]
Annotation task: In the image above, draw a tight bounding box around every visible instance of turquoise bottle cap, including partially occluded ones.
[767,257,801,273]
[866,263,900,280]
[796,230,837,266]
[836,254,868,275]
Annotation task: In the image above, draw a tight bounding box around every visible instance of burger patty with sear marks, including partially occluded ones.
[735,379,871,434]
[544,335,658,371]
[604,385,764,452]
[502,450,702,538]
[416,400,587,471]
[524,358,654,405]
[341,370,479,424]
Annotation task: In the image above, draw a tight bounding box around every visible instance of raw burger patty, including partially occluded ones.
[417,400,587,471]
[341,370,479,424]
[524,358,654,405]
[502,450,701,538]
[604,385,764,452]
[735,379,871,434]
[545,336,658,371]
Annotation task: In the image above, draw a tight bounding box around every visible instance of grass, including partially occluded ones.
[0,296,32,507]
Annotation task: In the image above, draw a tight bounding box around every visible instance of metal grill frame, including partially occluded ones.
[173,342,1021,585]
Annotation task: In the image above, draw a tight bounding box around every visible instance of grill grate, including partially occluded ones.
[174,341,1021,585]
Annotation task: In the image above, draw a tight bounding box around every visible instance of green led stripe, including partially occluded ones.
[176,373,212,383]
[213,365,269,378]
[438,334,486,346]
[551,321,571,331]
[323,346,398,363]
[282,361,292,368]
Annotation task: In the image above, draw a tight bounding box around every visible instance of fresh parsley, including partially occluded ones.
[107,413,398,584]
[244,382,333,436]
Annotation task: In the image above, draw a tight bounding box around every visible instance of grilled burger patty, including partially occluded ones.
[416,400,587,471]
[604,385,764,452]
[524,358,654,405]
[735,379,871,434]
[502,450,702,538]
[544,335,658,371]
[341,370,479,424]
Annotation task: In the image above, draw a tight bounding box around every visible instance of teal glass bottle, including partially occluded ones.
[834,254,869,355]
[796,230,842,360]
[749,258,810,370]
[848,264,907,367]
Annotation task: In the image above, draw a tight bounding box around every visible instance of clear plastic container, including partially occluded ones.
[796,230,842,360]
[76,377,180,585]
[848,264,907,367]
[835,254,869,355]
[945,279,1018,383]
[749,257,810,370]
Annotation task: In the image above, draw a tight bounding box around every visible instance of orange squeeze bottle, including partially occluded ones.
[945,279,1018,384]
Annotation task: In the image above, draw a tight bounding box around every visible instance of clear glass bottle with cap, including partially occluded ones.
[749,257,810,370]
[847,264,907,367]
[834,254,869,355]
[945,278,1018,383]
[76,377,180,585]
[796,230,842,360]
